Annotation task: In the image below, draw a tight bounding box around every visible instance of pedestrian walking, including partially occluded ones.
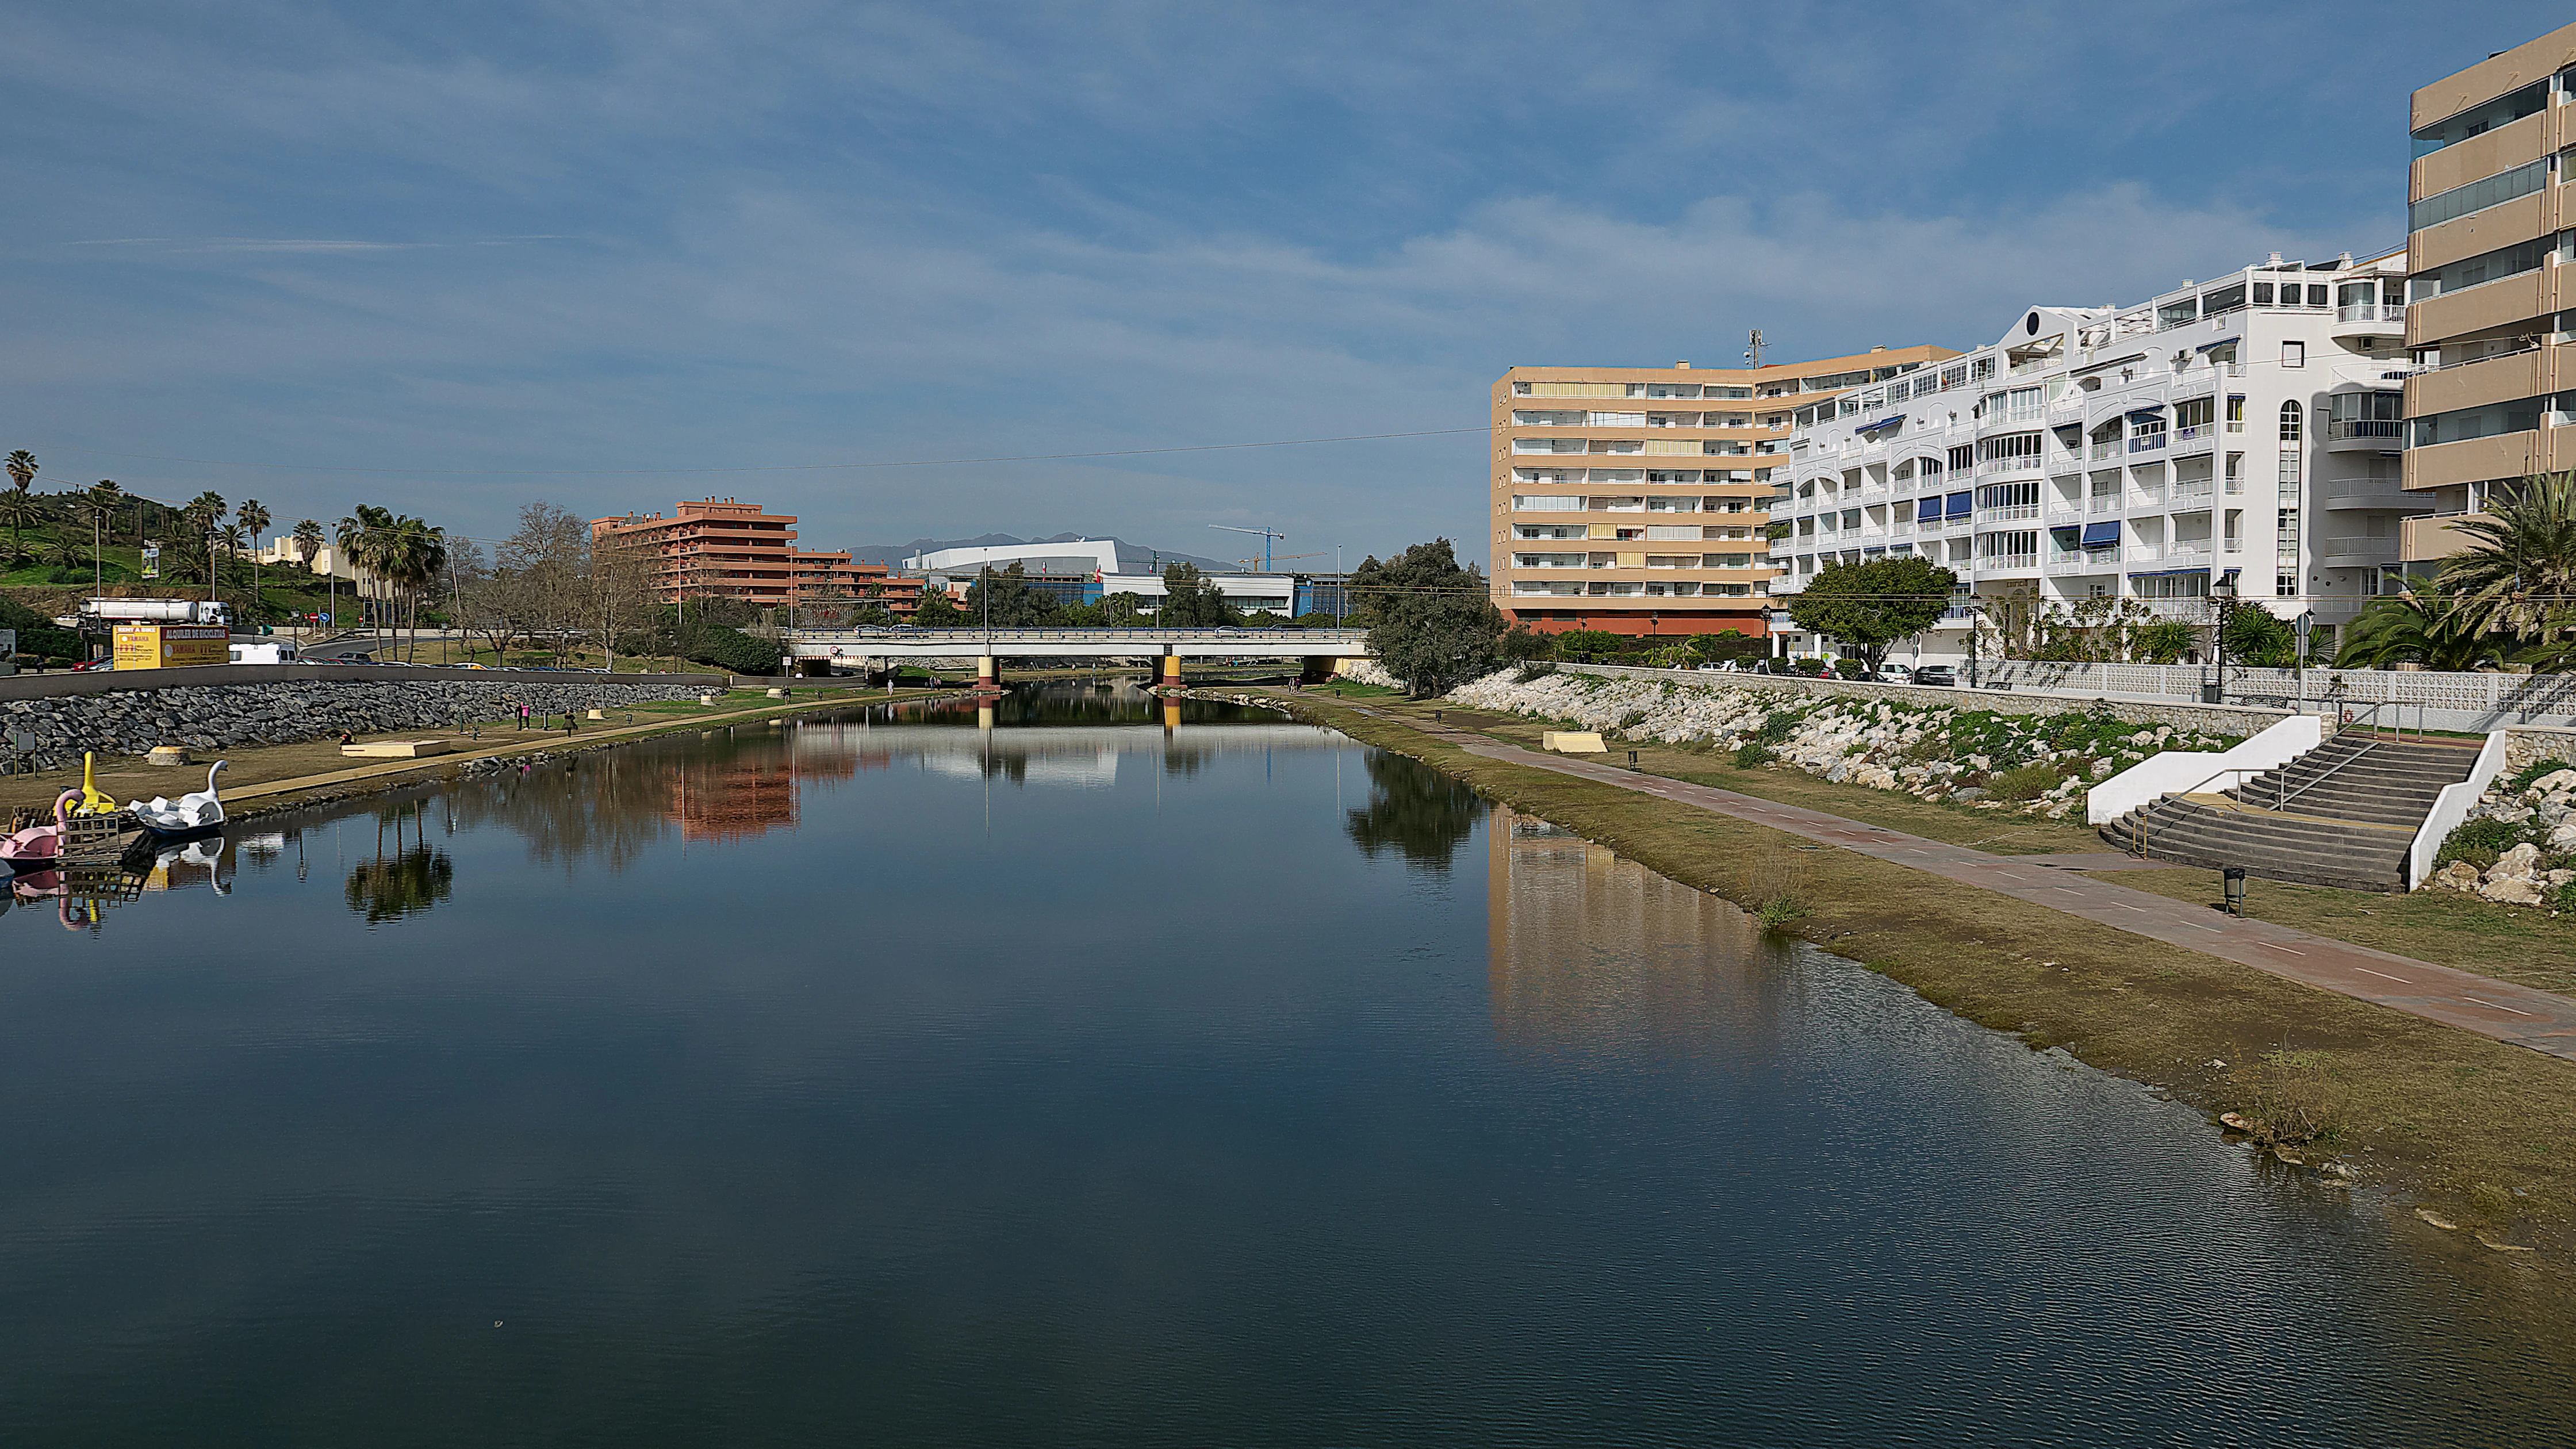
[517,703,529,730]
[563,711,576,736]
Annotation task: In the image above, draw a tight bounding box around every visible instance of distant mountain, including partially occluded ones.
[843,532,1240,573]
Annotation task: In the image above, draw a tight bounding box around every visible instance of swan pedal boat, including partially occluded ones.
[126,761,229,840]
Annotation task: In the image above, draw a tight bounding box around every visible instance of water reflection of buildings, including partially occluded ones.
[669,743,858,842]
[1486,804,1766,1055]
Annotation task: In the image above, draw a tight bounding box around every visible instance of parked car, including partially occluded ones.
[1874,662,1912,684]
[1912,664,1958,687]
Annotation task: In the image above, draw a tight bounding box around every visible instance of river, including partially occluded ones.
[1,680,2567,1445]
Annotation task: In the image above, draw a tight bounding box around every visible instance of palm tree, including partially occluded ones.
[379,514,448,661]
[88,481,122,543]
[4,450,35,493]
[292,518,325,564]
[338,505,394,639]
[181,492,227,602]
[2439,470,2576,640]
[0,488,40,560]
[236,500,272,621]
[2332,592,2506,671]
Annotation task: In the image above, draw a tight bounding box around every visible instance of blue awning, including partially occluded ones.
[2080,521,2121,546]
[2125,406,2166,420]
[2130,567,2211,580]
[1856,415,1904,434]
[2194,337,2240,353]
[1944,491,1974,519]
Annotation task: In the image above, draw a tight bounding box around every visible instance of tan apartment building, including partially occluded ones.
[1492,346,1955,637]
[2401,22,2576,569]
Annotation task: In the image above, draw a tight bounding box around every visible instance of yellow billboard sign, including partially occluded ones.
[112,624,229,670]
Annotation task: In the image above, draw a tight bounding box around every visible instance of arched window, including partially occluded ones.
[2279,400,2302,443]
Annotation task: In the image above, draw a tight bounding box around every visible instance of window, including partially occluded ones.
[1948,444,1975,473]
[2410,397,2547,446]
[2174,397,2214,431]
[2281,341,2305,369]
[2413,79,2550,158]
[2278,400,2301,442]
[2403,161,2549,233]
[1706,385,1754,399]
[1971,357,1996,382]
[2252,281,2274,306]
[2278,508,2299,562]
[2226,397,2245,431]
[2158,295,2199,329]
[2306,285,2328,308]
[2328,392,2405,439]
[1643,384,1701,399]
[1511,495,1582,512]
[2201,282,2246,316]
[1938,363,1969,390]
[2408,235,2549,300]
[2278,572,2298,598]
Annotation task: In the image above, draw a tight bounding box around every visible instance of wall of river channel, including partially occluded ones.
[0,677,709,768]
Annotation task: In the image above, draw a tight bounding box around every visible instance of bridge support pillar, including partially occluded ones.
[1161,651,1183,688]
[977,655,997,688]
[1299,654,1334,685]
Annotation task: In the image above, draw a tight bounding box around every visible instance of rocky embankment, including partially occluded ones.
[2425,752,2576,908]
[1,678,706,769]
[1446,668,2241,820]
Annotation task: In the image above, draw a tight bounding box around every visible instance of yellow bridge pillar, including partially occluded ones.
[977,655,998,688]
[1161,650,1183,688]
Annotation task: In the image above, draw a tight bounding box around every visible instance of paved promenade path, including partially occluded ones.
[1362,707,2576,1063]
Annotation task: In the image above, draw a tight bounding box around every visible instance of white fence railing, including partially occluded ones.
[1975,659,2576,731]
[2407,730,2509,890]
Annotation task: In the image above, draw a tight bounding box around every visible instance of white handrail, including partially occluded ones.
[2406,730,2509,890]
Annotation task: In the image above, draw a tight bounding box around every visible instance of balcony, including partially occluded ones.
[2330,303,2406,340]
[1976,454,2042,477]
[2128,432,2169,455]
[2088,494,2122,514]
[2088,441,2121,462]
[1976,554,2039,574]
[2169,478,2214,504]
[2045,556,2095,575]
[2324,417,2406,452]
[2404,343,2547,417]
[2172,424,2215,455]
[1980,503,2042,523]
[2404,431,2540,494]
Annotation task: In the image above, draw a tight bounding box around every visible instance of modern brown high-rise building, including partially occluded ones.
[2399,22,2576,569]
[1490,347,1954,637]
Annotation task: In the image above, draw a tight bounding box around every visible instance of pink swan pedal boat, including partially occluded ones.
[0,791,82,871]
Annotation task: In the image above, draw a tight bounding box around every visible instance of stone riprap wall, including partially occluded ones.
[2422,734,2576,907]
[1,678,708,769]
[1447,668,2243,821]
[1563,664,2290,737]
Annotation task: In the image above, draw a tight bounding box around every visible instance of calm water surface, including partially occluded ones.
[1,681,2568,1445]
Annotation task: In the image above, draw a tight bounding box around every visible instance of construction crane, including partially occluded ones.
[1225,549,1325,572]
[1210,523,1286,572]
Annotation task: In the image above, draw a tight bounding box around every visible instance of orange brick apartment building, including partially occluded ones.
[592,498,921,614]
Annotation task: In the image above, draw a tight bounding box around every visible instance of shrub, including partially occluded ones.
[1754,710,1798,743]
[1511,661,1556,683]
[1831,658,1868,680]
[1989,761,2065,802]
[2506,758,2576,794]
[1733,742,1776,768]
[684,626,784,676]
[2436,817,2525,873]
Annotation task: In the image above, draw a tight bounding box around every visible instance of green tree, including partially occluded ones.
[961,562,1063,627]
[2219,603,2295,667]
[3,450,34,494]
[1550,628,1631,661]
[913,585,963,624]
[1783,555,1956,670]
[1356,539,1505,696]
[1155,562,1239,627]
[2440,470,2576,639]
[292,518,326,566]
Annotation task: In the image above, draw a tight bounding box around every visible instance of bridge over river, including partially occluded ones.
[777,627,1371,684]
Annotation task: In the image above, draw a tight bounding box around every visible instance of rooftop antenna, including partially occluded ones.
[1745,328,1765,368]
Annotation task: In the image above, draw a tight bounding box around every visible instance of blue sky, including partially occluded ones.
[2,1,2564,569]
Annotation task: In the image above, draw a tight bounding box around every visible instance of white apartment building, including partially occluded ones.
[1770,250,2415,664]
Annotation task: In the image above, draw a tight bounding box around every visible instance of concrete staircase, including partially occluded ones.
[2098,733,2485,891]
